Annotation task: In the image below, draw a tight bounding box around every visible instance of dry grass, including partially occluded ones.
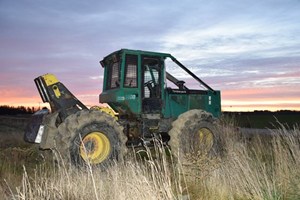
[184,123,300,200]
[5,145,185,200]
[1,121,300,200]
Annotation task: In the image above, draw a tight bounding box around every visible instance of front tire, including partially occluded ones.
[55,110,127,168]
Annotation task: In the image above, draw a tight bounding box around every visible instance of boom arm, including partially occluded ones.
[166,72,188,90]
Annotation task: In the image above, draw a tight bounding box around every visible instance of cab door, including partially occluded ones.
[141,56,162,114]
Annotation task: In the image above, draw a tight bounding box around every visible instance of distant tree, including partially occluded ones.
[0,105,36,115]
[27,107,32,113]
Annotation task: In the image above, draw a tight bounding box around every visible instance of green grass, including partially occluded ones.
[223,111,300,129]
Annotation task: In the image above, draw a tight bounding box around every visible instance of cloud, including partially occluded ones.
[0,0,300,111]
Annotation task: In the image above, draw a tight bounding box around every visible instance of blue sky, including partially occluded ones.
[1,0,300,111]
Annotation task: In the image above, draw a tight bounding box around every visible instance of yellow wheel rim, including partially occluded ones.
[197,127,214,152]
[80,132,111,164]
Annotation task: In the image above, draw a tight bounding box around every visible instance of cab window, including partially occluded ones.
[106,56,120,90]
[124,54,138,88]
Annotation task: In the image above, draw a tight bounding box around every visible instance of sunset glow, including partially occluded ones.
[1,0,300,112]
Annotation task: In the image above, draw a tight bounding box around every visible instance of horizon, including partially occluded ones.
[1,0,300,111]
[1,104,300,113]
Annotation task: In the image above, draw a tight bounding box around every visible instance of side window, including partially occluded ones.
[124,54,138,88]
[107,61,120,89]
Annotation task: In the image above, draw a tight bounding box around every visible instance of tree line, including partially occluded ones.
[0,105,37,115]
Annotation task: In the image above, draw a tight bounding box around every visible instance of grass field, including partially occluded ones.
[0,114,299,199]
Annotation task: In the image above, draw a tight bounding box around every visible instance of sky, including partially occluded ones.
[0,0,300,112]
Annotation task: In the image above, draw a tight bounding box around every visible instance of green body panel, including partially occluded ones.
[99,49,221,118]
[100,88,141,115]
[164,90,221,118]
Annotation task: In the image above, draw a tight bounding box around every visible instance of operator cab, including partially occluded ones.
[99,49,166,117]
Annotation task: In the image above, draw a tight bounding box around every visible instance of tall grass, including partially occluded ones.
[1,123,300,200]
[7,145,185,200]
[184,124,300,200]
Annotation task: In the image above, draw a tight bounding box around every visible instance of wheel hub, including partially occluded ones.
[80,131,111,164]
[196,127,214,153]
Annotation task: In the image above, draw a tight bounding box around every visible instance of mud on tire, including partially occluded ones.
[168,109,221,161]
[54,110,127,168]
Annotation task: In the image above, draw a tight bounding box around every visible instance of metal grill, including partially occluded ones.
[109,62,120,89]
[124,55,138,87]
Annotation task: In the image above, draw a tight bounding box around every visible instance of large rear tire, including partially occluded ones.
[169,109,221,161]
[55,110,127,168]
